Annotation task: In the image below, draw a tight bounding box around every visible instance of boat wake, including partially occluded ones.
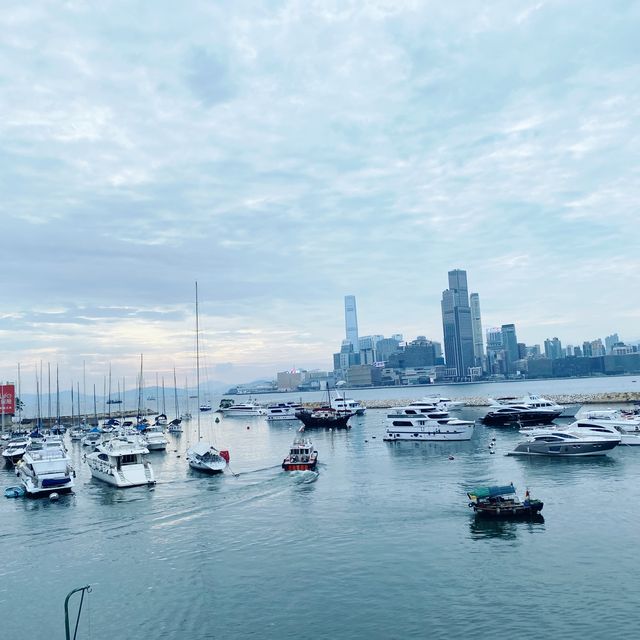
[288,470,319,484]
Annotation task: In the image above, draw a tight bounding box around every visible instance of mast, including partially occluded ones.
[108,363,112,419]
[47,362,51,428]
[17,363,22,425]
[162,377,166,415]
[77,382,81,428]
[36,368,42,430]
[71,383,74,428]
[156,372,159,414]
[173,368,179,418]
[137,355,144,421]
[196,281,201,441]
[93,384,98,426]
[56,365,60,425]
[83,360,87,422]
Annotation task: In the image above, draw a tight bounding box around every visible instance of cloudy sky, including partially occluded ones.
[1,0,639,391]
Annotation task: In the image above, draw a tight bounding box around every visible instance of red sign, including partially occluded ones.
[0,384,15,414]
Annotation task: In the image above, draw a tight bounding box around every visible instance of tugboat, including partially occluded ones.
[467,484,543,519]
[282,430,318,471]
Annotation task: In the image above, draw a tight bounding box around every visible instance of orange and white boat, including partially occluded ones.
[282,430,318,472]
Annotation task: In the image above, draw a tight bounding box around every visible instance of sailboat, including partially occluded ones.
[186,282,229,474]
[168,368,183,433]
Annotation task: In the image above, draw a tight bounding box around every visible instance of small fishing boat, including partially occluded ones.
[282,431,318,471]
[467,484,543,519]
[187,442,229,474]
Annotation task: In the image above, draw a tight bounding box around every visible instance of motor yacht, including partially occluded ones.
[2,436,30,465]
[388,404,450,421]
[384,414,474,441]
[15,437,75,497]
[265,403,299,421]
[491,394,580,418]
[186,442,229,474]
[528,418,640,446]
[421,396,465,412]
[581,410,640,433]
[85,437,155,487]
[221,402,266,417]
[331,397,366,415]
[168,418,183,433]
[507,430,619,457]
[141,425,169,451]
[154,413,168,427]
[282,431,318,471]
[483,404,562,426]
[81,429,103,449]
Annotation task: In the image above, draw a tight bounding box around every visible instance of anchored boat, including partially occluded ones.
[85,437,155,488]
[467,484,543,519]
[282,430,318,471]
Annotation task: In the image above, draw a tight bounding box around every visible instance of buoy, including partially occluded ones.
[491,437,496,442]
[49,492,60,502]
[448,455,454,460]
[215,417,220,423]
[246,426,250,430]
[490,450,495,455]
[364,439,368,443]
[372,436,376,439]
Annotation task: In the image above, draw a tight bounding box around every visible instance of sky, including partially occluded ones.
[1,0,639,391]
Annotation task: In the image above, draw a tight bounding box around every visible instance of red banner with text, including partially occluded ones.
[0,384,16,414]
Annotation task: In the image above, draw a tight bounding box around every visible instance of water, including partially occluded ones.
[2,393,640,638]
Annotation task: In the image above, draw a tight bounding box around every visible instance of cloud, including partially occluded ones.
[1,0,639,388]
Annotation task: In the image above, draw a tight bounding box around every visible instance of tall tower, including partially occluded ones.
[441,269,475,379]
[501,324,519,374]
[469,293,484,369]
[344,295,359,351]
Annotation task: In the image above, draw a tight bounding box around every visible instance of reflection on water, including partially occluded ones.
[469,515,546,540]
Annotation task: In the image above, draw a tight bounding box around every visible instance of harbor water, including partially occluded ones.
[2,385,640,638]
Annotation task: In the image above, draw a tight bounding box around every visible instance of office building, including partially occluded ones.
[469,293,484,369]
[344,295,359,350]
[544,337,563,360]
[501,324,519,374]
[605,333,620,354]
[486,327,505,375]
[441,269,475,379]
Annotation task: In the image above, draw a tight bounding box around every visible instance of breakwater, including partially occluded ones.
[305,391,640,410]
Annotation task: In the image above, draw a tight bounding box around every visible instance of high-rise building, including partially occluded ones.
[501,324,519,374]
[441,270,475,379]
[486,327,505,375]
[544,337,563,359]
[591,339,605,357]
[469,293,484,369]
[344,295,359,350]
[582,341,593,357]
[605,333,620,354]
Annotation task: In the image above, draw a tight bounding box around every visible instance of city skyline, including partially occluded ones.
[2,2,640,387]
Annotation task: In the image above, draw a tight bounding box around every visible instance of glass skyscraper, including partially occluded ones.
[344,295,359,350]
[441,270,475,379]
[470,292,484,369]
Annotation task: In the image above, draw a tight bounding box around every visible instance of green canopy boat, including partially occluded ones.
[467,484,543,519]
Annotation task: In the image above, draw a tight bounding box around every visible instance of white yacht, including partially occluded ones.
[581,409,640,433]
[221,402,266,417]
[154,413,168,427]
[81,429,103,449]
[15,437,75,497]
[492,394,580,418]
[85,437,155,487]
[186,442,228,474]
[142,425,169,451]
[331,397,366,415]
[265,403,299,421]
[508,430,619,457]
[384,414,474,441]
[388,403,450,421]
[535,418,640,446]
[2,436,30,465]
[421,396,465,412]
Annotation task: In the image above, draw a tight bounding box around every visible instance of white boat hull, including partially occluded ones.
[188,459,226,473]
[19,473,74,497]
[384,423,474,442]
[87,460,155,488]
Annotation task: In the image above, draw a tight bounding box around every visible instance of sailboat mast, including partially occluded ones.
[108,364,112,419]
[56,365,60,425]
[36,369,41,429]
[77,382,81,428]
[173,368,179,417]
[196,281,201,441]
[93,384,98,426]
[47,362,51,428]
[17,363,22,424]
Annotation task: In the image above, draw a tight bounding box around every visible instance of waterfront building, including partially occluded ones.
[333,340,360,379]
[591,339,605,357]
[386,336,437,369]
[605,333,620,354]
[277,371,304,391]
[612,344,634,355]
[517,343,527,359]
[346,364,382,387]
[358,334,384,365]
[574,346,583,357]
[344,295,359,350]
[544,337,563,359]
[486,327,505,376]
[582,341,593,357]
[501,324,519,374]
[375,337,401,363]
[441,269,475,380]
[526,344,542,358]
[469,293,484,370]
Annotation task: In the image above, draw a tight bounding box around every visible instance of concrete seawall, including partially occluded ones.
[304,392,640,410]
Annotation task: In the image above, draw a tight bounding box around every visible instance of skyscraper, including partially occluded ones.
[501,324,519,374]
[605,333,620,354]
[441,269,475,379]
[486,327,505,375]
[344,295,359,350]
[469,293,484,369]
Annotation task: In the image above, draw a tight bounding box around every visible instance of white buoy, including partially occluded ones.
[49,492,60,501]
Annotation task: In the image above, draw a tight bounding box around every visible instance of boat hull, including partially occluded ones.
[87,461,155,487]
[282,461,318,471]
[483,410,562,426]
[384,423,474,442]
[188,460,225,474]
[296,411,351,429]
[472,501,544,519]
[508,440,618,456]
